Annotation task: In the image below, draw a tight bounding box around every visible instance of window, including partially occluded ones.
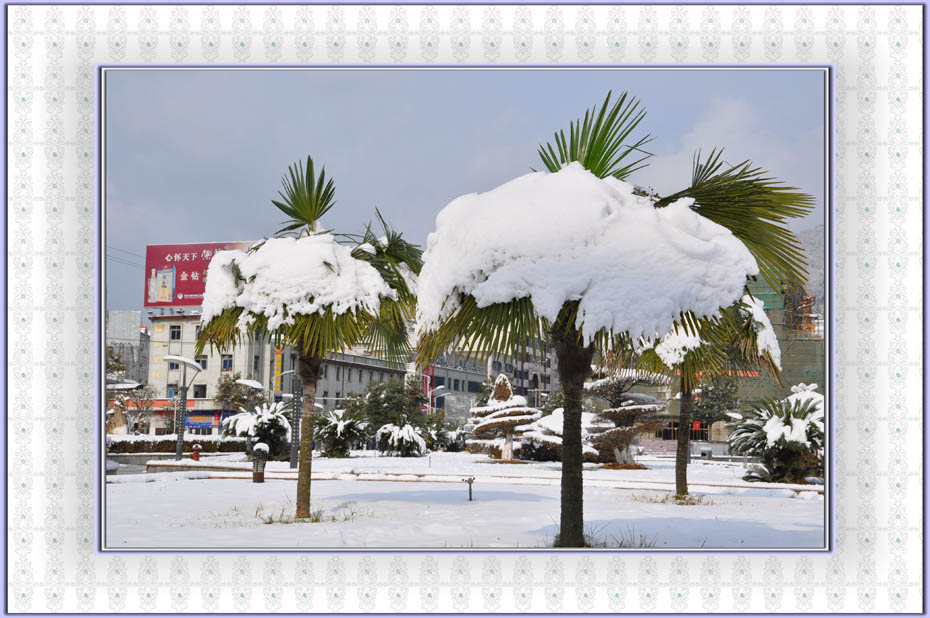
[169,325,181,340]
[347,369,352,383]
[336,391,341,401]
[379,372,384,382]
[253,355,260,374]
[221,355,233,371]
[189,427,213,436]
[167,384,178,398]
[323,365,329,378]
[195,355,208,370]
[468,380,482,393]
[505,363,514,373]
[195,324,202,338]
[369,370,374,382]
[168,361,179,370]
[336,367,341,380]
[323,391,329,403]
[492,360,502,371]
[192,384,207,398]
[453,379,460,391]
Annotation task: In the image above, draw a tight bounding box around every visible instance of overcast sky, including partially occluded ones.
[105,68,826,317]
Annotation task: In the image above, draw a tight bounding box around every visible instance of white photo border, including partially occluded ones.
[7,4,923,613]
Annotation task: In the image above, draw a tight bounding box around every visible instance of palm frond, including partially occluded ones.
[271,155,336,234]
[655,149,814,291]
[537,90,654,180]
[417,295,542,367]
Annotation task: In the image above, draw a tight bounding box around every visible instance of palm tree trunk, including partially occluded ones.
[675,384,694,497]
[295,352,323,519]
[552,328,594,548]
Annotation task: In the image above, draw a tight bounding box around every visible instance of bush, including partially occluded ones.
[315,408,369,457]
[105,435,246,454]
[222,402,292,460]
[728,395,824,484]
[376,422,427,457]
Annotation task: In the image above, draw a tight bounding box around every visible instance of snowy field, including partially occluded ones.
[105,452,825,550]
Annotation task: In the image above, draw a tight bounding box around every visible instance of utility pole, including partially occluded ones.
[290,352,301,469]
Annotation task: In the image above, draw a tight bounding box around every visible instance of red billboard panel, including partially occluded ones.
[143,241,253,307]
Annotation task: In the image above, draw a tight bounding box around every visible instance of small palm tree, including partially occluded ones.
[197,156,421,519]
[417,92,812,546]
[315,408,369,457]
[728,397,824,483]
[638,296,784,496]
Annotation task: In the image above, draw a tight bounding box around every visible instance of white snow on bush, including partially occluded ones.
[416,163,758,343]
[201,234,396,331]
[519,408,608,456]
[376,423,427,455]
[654,327,704,366]
[223,401,292,442]
[762,384,825,448]
[253,442,270,453]
[740,294,782,369]
[318,409,368,438]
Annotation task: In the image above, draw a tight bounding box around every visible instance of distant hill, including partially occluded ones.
[797,225,825,314]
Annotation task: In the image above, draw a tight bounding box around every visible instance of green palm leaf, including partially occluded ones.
[271,155,336,234]
[655,149,815,292]
[537,90,654,180]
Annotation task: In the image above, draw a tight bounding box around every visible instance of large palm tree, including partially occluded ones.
[196,156,422,518]
[416,92,813,547]
[638,297,785,496]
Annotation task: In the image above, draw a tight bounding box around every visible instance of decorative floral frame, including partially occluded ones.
[6,3,922,613]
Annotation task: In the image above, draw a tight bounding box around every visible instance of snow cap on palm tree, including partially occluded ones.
[197,156,421,361]
[416,162,759,358]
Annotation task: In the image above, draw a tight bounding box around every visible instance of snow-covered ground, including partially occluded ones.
[105,452,824,550]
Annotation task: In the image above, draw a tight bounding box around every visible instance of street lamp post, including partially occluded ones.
[285,358,301,469]
[164,355,202,461]
[427,385,447,416]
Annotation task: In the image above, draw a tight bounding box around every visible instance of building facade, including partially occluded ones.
[105,309,150,385]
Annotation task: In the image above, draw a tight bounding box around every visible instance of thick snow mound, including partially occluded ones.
[417,163,758,342]
[202,234,395,331]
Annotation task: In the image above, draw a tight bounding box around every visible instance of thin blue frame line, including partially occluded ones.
[96,63,835,557]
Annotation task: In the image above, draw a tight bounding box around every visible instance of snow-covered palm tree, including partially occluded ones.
[197,156,421,519]
[416,92,813,546]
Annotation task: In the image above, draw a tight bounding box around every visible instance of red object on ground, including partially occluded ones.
[191,445,201,461]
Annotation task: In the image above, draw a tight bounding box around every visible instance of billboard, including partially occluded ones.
[143,242,253,307]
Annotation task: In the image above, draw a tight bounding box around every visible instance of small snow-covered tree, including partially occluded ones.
[587,390,666,466]
[197,155,421,519]
[728,383,824,483]
[222,401,292,460]
[638,294,784,496]
[584,358,668,465]
[519,408,604,463]
[467,374,541,461]
[314,408,369,457]
[376,421,427,457]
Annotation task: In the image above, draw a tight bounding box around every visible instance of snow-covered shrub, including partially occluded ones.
[222,401,292,460]
[728,383,824,483]
[314,408,369,457]
[428,426,467,452]
[376,422,427,457]
[518,408,604,463]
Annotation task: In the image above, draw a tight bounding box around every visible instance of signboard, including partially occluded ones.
[273,346,284,396]
[143,241,253,307]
